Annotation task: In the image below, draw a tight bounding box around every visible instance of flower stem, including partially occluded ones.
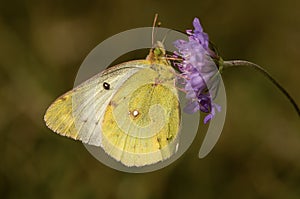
[222,60,300,117]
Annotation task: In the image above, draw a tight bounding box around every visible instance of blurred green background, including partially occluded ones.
[1,0,300,198]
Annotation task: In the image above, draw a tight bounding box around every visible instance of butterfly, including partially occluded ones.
[44,40,182,167]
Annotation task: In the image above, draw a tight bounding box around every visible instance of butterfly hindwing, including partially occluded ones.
[101,62,181,166]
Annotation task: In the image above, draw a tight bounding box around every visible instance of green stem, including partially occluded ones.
[222,60,300,117]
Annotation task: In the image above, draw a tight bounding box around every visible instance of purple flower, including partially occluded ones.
[173,17,221,123]
[186,18,209,50]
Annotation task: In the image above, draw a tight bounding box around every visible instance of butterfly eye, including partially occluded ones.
[153,47,163,57]
[103,82,110,90]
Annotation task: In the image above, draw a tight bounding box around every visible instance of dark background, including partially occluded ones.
[1,0,300,198]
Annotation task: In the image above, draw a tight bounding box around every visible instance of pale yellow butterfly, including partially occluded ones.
[44,40,181,167]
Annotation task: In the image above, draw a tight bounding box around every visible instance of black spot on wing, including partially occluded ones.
[103,82,110,90]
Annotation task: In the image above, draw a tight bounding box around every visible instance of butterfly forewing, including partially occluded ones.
[44,61,147,146]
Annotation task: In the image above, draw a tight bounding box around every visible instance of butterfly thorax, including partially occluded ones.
[146,41,175,83]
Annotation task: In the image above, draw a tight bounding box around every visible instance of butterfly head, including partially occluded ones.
[153,41,166,57]
[146,41,168,65]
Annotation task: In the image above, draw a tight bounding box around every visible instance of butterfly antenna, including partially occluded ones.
[161,29,172,46]
[152,13,158,46]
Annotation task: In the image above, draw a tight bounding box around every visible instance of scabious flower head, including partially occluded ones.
[173,17,221,124]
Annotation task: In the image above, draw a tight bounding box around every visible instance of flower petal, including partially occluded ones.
[193,18,203,32]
